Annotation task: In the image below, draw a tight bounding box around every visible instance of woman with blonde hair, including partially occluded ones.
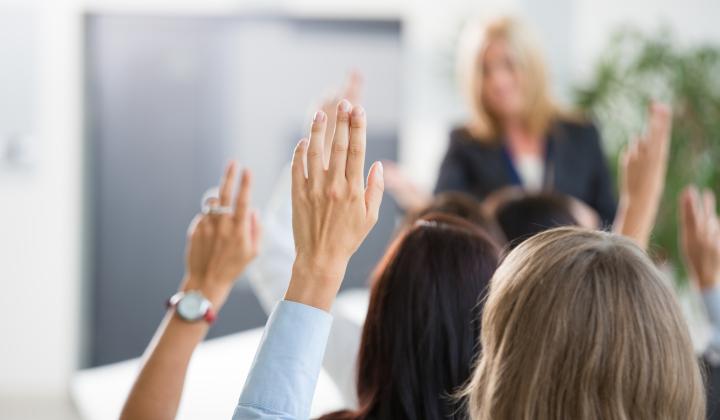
[387,16,617,226]
[462,226,705,420]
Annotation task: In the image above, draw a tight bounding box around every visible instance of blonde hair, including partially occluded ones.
[458,16,559,141]
[463,227,705,420]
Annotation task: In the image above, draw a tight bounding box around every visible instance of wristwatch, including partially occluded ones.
[167,291,216,324]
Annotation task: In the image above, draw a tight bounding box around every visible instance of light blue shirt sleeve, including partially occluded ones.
[703,284,720,351]
[233,300,333,420]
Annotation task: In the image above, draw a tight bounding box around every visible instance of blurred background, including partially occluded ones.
[1,0,719,418]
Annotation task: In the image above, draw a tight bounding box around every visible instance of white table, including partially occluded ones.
[71,327,344,419]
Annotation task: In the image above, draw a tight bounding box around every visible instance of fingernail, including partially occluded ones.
[351,105,365,118]
[339,99,351,113]
[313,111,326,122]
[376,161,383,176]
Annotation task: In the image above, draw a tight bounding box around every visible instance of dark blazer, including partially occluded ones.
[434,119,617,226]
[704,356,720,420]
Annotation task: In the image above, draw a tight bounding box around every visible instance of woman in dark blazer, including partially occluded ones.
[437,122,617,225]
[386,17,616,225]
[434,17,616,225]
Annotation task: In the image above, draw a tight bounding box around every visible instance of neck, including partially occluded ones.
[502,119,544,156]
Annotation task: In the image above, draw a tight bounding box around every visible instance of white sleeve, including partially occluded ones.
[246,165,295,313]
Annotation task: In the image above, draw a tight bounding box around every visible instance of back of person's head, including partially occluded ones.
[407,192,505,244]
[321,213,500,420]
[463,227,705,420]
[495,192,579,248]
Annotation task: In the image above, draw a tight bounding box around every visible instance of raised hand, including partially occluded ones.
[183,162,262,307]
[614,102,672,248]
[122,162,261,420]
[680,186,720,290]
[286,100,384,311]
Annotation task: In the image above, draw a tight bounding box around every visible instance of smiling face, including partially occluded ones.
[479,39,526,122]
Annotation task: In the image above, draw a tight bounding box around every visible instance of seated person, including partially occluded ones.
[249,99,503,409]
[493,191,588,248]
[679,186,720,420]
[485,102,672,250]
[319,212,499,419]
[233,99,704,418]
[405,191,505,244]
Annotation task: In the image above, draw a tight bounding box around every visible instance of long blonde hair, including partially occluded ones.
[458,16,559,141]
[463,227,705,420]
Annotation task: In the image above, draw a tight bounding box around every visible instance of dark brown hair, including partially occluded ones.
[407,192,505,244]
[320,213,500,420]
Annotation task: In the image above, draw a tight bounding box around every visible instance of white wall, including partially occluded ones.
[0,0,718,406]
[0,0,83,398]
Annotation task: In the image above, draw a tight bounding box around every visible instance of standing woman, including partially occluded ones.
[435,17,616,224]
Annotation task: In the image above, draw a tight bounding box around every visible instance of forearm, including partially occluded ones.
[613,195,658,249]
[121,277,229,420]
[285,258,347,312]
[120,313,209,420]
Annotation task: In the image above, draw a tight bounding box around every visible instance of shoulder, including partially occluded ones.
[448,125,498,151]
[552,117,604,154]
[554,117,600,140]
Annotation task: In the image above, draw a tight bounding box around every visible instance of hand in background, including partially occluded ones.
[680,186,720,291]
[286,100,384,311]
[614,102,672,248]
[319,71,363,168]
[383,160,431,212]
[183,162,262,308]
[122,162,261,420]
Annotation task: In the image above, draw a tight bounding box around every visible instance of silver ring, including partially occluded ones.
[200,187,232,215]
[204,205,233,215]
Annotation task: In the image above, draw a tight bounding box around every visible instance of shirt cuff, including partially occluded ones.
[236,300,333,419]
[702,284,720,350]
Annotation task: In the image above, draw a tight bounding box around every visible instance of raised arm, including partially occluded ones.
[679,186,720,418]
[234,100,383,419]
[248,72,364,313]
[120,162,261,420]
[613,102,672,248]
[679,186,720,299]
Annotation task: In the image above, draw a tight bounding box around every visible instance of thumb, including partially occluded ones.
[365,161,385,225]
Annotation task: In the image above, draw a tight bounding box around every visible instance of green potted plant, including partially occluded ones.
[574,26,720,281]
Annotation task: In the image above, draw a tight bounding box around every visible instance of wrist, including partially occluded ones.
[180,275,232,310]
[285,257,348,312]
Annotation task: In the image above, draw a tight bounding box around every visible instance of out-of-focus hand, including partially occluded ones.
[319,71,363,168]
[680,186,720,291]
[620,102,672,205]
[184,162,262,307]
[614,102,672,247]
[383,160,431,212]
[286,100,384,311]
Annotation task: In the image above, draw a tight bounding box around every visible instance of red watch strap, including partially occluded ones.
[204,307,217,324]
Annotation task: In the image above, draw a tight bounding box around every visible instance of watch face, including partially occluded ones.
[177,292,209,321]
